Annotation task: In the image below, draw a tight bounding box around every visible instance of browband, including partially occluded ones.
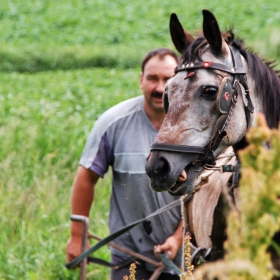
[175,61,246,75]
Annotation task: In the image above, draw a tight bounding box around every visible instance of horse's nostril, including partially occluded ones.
[154,157,170,178]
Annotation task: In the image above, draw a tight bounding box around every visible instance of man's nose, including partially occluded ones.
[155,80,166,93]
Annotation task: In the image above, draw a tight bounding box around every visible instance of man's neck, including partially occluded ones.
[144,103,165,131]
[151,118,165,130]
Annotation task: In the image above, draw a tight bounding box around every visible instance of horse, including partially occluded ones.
[145,9,280,277]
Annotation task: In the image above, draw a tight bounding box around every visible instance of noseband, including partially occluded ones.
[151,46,254,166]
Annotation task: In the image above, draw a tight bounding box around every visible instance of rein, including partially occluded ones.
[151,46,254,167]
[65,198,182,270]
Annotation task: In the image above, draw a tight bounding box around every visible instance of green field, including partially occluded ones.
[0,0,280,72]
[0,68,139,279]
[0,0,280,279]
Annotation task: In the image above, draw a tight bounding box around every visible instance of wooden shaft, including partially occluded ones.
[88,233,161,268]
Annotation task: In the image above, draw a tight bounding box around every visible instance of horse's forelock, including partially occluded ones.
[182,37,206,63]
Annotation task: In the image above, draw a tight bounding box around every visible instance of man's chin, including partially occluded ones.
[152,98,163,106]
[144,98,164,113]
[152,103,164,112]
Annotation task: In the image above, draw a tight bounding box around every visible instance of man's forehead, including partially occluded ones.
[144,55,177,74]
[146,54,176,65]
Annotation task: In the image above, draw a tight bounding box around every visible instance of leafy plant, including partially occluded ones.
[192,114,280,279]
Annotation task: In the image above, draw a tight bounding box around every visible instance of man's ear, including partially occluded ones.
[140,73,143,89]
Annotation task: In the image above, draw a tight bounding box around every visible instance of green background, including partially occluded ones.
[0,0,279,279]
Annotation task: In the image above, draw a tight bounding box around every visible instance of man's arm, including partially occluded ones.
[154,220,183,260]
[66,166,100,264]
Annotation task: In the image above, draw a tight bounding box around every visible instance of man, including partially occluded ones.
[66,48,183,279]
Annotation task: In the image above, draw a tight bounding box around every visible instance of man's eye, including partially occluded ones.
[148,76,158,81]
[202,86,218,99]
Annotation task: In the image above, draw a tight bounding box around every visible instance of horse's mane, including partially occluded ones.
[233,40,280,128]
[181,35,280,129]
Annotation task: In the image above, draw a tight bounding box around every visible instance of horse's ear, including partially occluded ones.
[202,9,225,56]
[170,13,194,54]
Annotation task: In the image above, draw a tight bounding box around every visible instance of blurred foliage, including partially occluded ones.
[192,114,280,279]
[0,0,280,71]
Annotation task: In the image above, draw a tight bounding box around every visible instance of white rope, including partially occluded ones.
[194,152,236,192]
[202,152,235,172]
[216,152,235,160]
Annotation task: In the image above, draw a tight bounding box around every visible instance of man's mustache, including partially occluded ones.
[151,91,163,98]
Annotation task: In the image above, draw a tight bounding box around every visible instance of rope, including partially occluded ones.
[194,152,235,192]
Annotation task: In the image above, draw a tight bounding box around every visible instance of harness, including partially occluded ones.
[151,46,254,167]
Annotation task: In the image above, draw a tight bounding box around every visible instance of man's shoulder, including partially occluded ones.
[99,96,143,124]
[107,96,142,113]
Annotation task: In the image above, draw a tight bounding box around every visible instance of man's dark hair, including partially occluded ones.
[141,48,179,72]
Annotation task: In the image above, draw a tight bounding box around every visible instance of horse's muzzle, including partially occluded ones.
[145,150,200,195]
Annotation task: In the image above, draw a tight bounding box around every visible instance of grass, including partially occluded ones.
[0,0,280,71]
[0,68,139,279]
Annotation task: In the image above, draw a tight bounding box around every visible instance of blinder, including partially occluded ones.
[216,77,234,114]
[151,45,254,167]
[163,87,169,113]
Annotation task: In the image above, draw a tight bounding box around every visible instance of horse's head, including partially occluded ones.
[146,10,257,195]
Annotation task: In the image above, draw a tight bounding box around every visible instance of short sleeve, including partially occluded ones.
[80,130,113,178]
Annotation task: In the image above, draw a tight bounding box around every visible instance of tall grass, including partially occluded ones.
[0,68,139,279]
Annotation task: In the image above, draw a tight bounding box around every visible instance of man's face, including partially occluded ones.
[140,55,178,114]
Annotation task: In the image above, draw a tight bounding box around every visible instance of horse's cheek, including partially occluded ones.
[199,117,211,128]
[226,103,247,143]
[156,120,178,142]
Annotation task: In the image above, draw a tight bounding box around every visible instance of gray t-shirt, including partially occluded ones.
[80,96,182,272]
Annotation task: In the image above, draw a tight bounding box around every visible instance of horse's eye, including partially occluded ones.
[202,86,218,99]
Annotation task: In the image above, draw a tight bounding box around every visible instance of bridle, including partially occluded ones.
[151,45,254,167]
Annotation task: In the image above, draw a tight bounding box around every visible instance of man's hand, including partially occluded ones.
[66,236,82,267]
[154,220,183,260]
[66,235,90,267]
[154,235,181,260]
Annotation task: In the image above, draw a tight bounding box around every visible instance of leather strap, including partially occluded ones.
[175,61,246,75]
[151,143,206,154]
[158,253,181,276]
[222,164,241,173]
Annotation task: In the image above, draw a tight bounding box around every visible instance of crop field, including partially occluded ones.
[0,0,280,279]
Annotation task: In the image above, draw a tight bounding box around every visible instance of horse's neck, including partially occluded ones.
[183,150,238,249]
[248,76,263,127]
